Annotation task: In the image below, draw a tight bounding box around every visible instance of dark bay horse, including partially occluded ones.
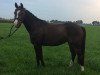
[14,3,86,71]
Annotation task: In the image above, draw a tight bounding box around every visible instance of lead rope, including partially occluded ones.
[0,25,18,40]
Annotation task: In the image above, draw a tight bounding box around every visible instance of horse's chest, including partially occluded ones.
[30,30,44,44]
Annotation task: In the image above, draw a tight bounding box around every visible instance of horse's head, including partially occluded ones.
[14,3,26,28]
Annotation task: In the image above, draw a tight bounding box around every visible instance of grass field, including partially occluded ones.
[0,23,100,75]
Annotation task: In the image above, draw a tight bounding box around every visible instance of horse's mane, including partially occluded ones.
[25,9,48,24]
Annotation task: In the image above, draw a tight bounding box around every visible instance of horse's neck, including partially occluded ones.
[23,12,39,34]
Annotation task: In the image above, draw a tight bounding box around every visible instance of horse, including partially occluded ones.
[13,3,86,71]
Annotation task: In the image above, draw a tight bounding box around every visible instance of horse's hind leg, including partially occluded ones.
[75,46,84,71]
[68,43,76,67]
[34,44,45,67]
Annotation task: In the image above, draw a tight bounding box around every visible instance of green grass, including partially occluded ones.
[0,23,100,75]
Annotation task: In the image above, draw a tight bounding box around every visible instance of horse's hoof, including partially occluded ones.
[81,66,84,71]
[69,60,74,67]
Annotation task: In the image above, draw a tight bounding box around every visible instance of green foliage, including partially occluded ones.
[0,23,100,75]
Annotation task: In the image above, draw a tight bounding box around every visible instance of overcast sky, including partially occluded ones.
[0,0,100,23]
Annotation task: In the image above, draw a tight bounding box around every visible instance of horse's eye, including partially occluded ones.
[21,12,24,14]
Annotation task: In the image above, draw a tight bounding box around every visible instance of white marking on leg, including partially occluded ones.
[81,66,84,71]
[69,60,73,67]
[14,19,18,25]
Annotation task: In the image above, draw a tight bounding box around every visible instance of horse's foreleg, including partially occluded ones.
[68,43,76,67]
[34,45,40,66]
[34,44,45,67]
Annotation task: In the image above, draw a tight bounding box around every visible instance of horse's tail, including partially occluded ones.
[81,27,86,54]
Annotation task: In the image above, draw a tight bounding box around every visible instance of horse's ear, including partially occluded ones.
[15,2,18,8]
[20,3,23,8]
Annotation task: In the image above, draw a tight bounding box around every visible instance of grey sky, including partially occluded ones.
[0,0,100,23]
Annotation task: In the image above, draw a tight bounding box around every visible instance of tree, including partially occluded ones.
[76,20,83,25]
[92,21,100,26]
[50,20,65,24]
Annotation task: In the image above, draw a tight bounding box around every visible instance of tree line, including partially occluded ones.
[0,17,100,26]
[0,18,13,23]
[50,20,83,25]
[49,20,100,25]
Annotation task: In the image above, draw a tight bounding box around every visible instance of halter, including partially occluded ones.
[0,24,19,40]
